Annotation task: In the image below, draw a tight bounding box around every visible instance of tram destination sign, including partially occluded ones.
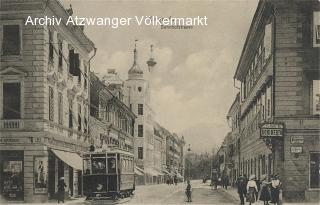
[260,123,284,137]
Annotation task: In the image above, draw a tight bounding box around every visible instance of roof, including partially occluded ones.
[233,0,268,81]
[129,47,143,74]
[227,93,240,118]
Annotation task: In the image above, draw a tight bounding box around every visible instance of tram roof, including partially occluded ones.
[83,149,134,157]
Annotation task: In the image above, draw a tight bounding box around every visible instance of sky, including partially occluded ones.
[62,0,258,153]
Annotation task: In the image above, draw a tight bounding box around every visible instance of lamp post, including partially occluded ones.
[187,144,191,181]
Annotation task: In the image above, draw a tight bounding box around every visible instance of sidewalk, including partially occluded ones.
[1,196,87,205]
[220,186,319,205]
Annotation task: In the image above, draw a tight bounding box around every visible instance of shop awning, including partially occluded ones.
[52,149,83,170]
[154,169,164,176]
[176,173,183,179]
[134,166,144,176]
[145,168,159,176]
[162,170,171,175]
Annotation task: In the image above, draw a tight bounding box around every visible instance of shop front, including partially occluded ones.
[0,151,24,201]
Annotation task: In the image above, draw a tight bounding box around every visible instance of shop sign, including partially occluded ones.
[0,137,32,144]
[290,146,303,153]
[290,136,304,144]
[34,156,48,194]
[260,123,284,137]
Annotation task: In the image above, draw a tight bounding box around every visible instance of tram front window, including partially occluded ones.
[108,158,116,173]
[92,158,106,174]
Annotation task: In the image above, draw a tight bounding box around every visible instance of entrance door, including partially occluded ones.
[48,154,55,198]
[0,151,24,201]
[77,171,82,196]
[69,167,73,197]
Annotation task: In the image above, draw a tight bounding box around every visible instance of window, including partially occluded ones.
[2,25,20,55]
[129,104,132,111]
[138,147,143,159]
[69,49,80,76]
[138,125,143,137]
[58,40,63,70]
[138,104,143,115]
[311,80,320,115]
[84,106,88,133]
[138,87,142,92]
[3,83,21,119]
[49,87,54,121]
[58,92,63,125]
[78,104,81,131]
[68,100,73,128]
[84,65,88,89]
[48,30,54,62]
[310,153,320,188]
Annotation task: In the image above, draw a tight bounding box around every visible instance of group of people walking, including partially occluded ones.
[237,174,282,205]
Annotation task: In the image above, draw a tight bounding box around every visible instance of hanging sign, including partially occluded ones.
[260,123,284,137]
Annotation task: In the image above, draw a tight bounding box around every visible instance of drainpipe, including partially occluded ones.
[82,47,96,197]
[88,47,97,141]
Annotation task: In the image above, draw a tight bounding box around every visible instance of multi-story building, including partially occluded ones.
[123,42,157,184]
[153,122,166,183]
[89,72,135,155]
[225,93,240,186]
[0,0,95,202]
[166,132,185,180]
[231,0,319,201]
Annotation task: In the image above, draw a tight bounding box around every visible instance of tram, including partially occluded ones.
[82,150,135,200]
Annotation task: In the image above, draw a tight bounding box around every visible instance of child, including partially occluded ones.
[186,180,192,202]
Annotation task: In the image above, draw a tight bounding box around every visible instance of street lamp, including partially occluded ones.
[187,144,191,180]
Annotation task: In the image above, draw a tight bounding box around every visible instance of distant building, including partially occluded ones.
[0,0,95,202]
[225,93,240,186]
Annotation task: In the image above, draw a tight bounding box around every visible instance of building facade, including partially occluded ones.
[89,72,135,155]
[0,0,95,202]
[123,43,158,184]
[166,133,185,181]
[222,0,320,201]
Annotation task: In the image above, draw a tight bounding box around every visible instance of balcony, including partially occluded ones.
[0,119,24,129]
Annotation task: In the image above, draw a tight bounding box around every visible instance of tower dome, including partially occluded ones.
[128,40,143,79]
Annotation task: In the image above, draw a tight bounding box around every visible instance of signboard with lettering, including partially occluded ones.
[260,123,284,138]
[290,146,303,153]
[291,136,304,144]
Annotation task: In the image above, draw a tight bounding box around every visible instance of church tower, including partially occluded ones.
[124,40,156,185]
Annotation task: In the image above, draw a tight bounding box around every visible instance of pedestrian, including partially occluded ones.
[174,175,178,185]
[185,180,192,202]
[259,174,271,205]
[270,175,281,205]
[255,177,261,201]
[237,176,247,205]
[223,175,229,190]
[247,175,258,205]
[57,177,67,203]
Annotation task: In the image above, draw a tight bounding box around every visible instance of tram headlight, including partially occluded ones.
[96,184,103,191]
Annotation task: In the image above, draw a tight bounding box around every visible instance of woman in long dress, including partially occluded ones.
[247,175,258,205]
[259,175,271,205]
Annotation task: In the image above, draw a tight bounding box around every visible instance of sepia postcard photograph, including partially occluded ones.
[0,0,319,204]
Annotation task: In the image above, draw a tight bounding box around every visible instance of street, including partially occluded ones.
[126,180,237,204]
